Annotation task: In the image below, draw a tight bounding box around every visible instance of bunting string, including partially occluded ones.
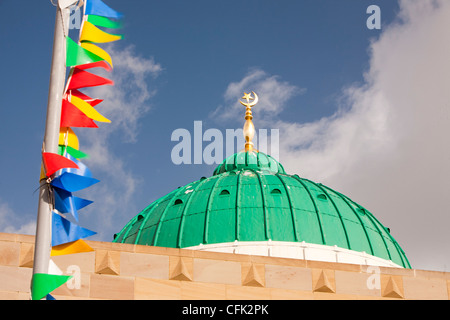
[33,0,123,300]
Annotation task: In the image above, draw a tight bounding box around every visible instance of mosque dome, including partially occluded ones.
[213,150,286,175]
[113,92,411,268]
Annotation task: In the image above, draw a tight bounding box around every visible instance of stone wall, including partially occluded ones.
[0,232,448,300]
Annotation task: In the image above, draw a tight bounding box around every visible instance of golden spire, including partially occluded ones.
[239,91,259,152]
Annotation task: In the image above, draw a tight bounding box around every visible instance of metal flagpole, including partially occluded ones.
[31,0,74,290]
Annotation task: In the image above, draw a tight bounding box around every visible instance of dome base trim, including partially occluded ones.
[185,241,404,268]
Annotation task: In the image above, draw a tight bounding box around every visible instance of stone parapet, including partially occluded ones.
[0,232,448,300]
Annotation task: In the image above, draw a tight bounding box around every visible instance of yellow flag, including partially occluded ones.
[39,164,46,181]
[59,127,80,150]
[80,21,122,43]
[70,95,111,123]
[51,239,94,256]
[81,42,113,68]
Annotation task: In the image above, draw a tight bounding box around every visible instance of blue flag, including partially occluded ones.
[85,0,123,19]
[51,172,99,193]
[59,154,93,178]
[53,187,93,221]
[52,211,97,247]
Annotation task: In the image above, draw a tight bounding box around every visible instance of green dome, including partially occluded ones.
[113,151,410,268]
[213,151,286,175]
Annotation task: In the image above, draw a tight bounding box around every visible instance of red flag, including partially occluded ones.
[70,89,103,107]
[75,60,112,72]
[42,153,79,177]
[67,68,114,90]
[61,99,99,128]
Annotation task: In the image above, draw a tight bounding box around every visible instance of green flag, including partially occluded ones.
[87,15,123,29]
[66,37,104,67]
[31,273,73,300]
[58,145,89,159]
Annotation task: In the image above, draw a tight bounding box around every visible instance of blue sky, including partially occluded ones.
[1,0,449,272]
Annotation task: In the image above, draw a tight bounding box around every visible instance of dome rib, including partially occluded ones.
[361,209,393,262]
[177,179,206,248]
[290,174,326,245]
[393,241,411,268]
[322,185,398,264]
[251,169,270,241]
[114,216,134,243]
[134,198,162,245]
[275,173,299,242]
[153,186,186,246]
[116,196,166,244]
[177,178,209,247]
[235,169,242,241]
[203,175,223,245]
[314,182,352,250]
[326,186,375,256]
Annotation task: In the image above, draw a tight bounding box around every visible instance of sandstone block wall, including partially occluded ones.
[0,233,448,300]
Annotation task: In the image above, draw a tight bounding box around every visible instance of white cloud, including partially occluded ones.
[211,68,305,123]
[83,44,162,143]
[216,0,450,271]
[0,199,35,235]
[73,44,162,240]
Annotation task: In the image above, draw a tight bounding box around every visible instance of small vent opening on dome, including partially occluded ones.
[174,199,183,205]
[356,208,366,215]
[271,189,282,195]
[137,214,144,221]
[317,194,328,200]
[220,190,230,196]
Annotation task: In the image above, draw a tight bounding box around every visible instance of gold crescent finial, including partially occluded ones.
[239,91,259,152]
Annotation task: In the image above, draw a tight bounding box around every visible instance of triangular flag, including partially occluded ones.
[67,68,114,90]
[59,127,79,150]
[87,14,123,29]
[85,0,123,19]
[60,153,93,178]
[31,273,72,300]
[51,239,94,256]
[53,187,77,217]
[53,187,93,221]
[80,21,122,43]
[52,211,97,247]
[39,164,46,181]
[48,259,63,275]
[70,95,111,123]
[58,145,89,160]
[61,98,99,128]
[73,60,111,72]
[42,152,79,177]
[66,36,104,67]
[81,42,113,68]
[70,89,104,107]
[51,172,99,193]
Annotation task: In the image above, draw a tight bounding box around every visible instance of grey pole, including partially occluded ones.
[31,2,71,285]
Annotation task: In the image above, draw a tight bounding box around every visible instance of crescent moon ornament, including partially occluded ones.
[239,91,259,152]
[239,91,259,108]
